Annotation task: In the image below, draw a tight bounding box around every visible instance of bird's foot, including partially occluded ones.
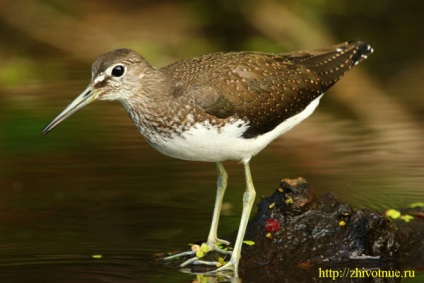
[206,259,236,275]
[163,238,232,268]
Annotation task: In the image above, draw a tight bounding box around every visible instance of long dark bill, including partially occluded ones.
[42,86,96,135]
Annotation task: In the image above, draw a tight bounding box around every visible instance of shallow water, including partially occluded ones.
[1,77,422,282]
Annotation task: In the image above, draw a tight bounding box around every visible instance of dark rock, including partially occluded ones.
[239,177,401,280]
[245,178,399,260]
[394,206,424,270]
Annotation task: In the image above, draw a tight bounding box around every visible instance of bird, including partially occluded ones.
[42,40,373,277]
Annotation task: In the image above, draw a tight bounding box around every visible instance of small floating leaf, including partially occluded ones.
[339,220,346,226]
[400,214,414,222]
[91,254,103,259]
[269,202,275,209]
[196,274,207,283]
[285,197,293,204]
[194,243,209,258]
[217,242,227,249]
[217,257,226,267]
[191,244,200,252]
[243,240,255,246]
[409,202,424,208]
[385,209,401,219]
[200,243,209,253]
[266,232,272,238]
[196,249,204,258]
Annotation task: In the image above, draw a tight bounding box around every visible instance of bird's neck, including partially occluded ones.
[118,72,186,142]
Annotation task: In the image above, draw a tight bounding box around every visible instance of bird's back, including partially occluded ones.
[160,41,372,139]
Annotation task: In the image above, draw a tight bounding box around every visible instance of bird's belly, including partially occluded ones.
[146,95,323,163]
[147,119,252,162]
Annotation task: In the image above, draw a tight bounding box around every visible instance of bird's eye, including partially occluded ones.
[111,65,125,77]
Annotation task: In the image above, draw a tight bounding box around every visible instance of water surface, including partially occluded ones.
[1,79,422,282]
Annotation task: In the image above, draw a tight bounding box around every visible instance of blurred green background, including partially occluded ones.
[0,1,423,282]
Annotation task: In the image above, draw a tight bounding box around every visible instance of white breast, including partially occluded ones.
[146,95,324,163]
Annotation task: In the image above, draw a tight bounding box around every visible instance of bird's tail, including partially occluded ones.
[284,40,373,85]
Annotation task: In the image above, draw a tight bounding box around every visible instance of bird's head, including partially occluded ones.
[42,49,155,135]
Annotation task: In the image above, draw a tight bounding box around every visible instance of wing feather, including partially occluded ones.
[160,41,371,138]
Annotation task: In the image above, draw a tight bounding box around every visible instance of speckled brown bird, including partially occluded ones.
[42,40,373,277]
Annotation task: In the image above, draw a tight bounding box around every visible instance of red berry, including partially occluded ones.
[265,218,281,232]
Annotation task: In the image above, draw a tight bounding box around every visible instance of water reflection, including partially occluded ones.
[0,200,204,282]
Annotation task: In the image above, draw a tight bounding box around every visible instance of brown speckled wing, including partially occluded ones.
[162,41,372,138]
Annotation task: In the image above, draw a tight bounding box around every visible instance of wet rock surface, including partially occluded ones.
[242,178,399,265]
[161,178,423,282]
[394,205,424,270]
[239,177,402,281]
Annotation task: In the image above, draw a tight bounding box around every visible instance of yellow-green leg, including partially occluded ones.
[207,162,231,248]
[164,162,231,265]
[165,161,256,278]
[211,161,256,277]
